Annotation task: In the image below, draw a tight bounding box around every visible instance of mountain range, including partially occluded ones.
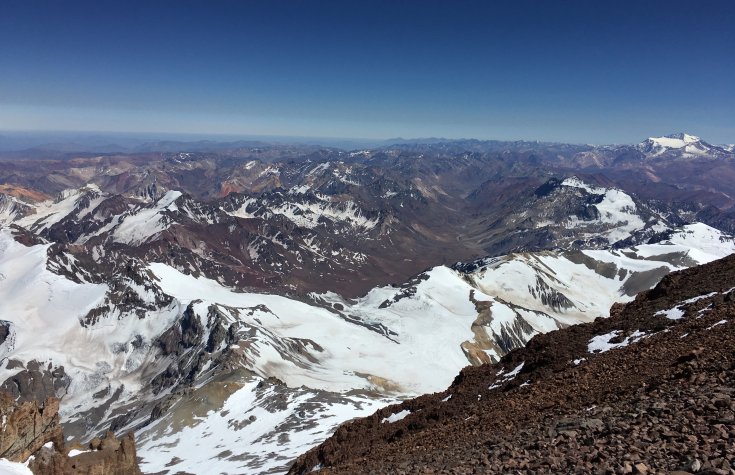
[0,133,734,474]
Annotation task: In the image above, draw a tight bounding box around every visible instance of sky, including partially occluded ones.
[0,0,734,144]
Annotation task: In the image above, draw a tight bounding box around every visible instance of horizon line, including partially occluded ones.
[3,127,724,149]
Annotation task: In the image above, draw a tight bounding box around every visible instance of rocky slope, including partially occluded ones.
[289,253,735,474]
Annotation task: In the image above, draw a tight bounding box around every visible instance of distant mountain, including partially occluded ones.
[636,132,730,159]
[0,131,384,155]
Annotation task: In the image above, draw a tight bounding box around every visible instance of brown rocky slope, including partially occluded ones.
[289,253,735,474]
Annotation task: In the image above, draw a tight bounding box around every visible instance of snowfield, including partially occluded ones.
[137,379,389,475]
[111,190,182,245]
[0,229,109,366]
[0,458,33,475]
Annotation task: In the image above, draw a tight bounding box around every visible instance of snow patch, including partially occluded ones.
[655,291,718,320]
[588,330,647,354]
[0,458,33,474]
[707,320,728,330]
[68,449,90,457]
[382,409,411,424]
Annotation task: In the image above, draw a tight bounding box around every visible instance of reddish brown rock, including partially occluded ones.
[29,431,142,475]
[0,391,142,475]
[0,393,63,462]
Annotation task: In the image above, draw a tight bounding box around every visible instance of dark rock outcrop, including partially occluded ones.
[0,361,69,403]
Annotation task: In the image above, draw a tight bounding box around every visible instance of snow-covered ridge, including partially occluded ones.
[225,192,380,231]
[2,185,212,246]
[1,184,184,246]
[557,176,666,244]
[13,184,105,232]
[0,228,180,403]
[110,190,183,245]
[0,194,30,225]
[561,176,606,194]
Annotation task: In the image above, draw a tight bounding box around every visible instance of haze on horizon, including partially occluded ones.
[1,0,734,145]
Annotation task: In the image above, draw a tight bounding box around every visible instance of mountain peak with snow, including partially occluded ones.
[643,132,702,150]
[659,132,700,143]
[636,132,730,159]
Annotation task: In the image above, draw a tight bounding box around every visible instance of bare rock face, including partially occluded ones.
[29,431,141,475]
[0,360,70,403]
[0,391,142,475]
[0,392,63,462]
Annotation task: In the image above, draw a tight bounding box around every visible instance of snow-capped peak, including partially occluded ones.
[637,132,715,158]
[664,132,699,141]
[646,133,700,149]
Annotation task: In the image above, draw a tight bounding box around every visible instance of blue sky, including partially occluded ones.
[1,0,733,144]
